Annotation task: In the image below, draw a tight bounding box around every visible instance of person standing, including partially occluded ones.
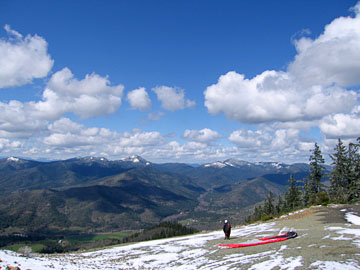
[223,220,231,240]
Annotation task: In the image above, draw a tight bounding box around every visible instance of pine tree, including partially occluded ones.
[347,138,360,202]
[329,139,348,203]
[253,205,263,221]
[285,174,301,210]
[308,143,326,194]
[355,137,360,200]
[275,195,285,214]
[264,191,275,216]
[302,179,311,207]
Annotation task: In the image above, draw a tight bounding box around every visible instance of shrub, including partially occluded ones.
[310,192,330,206]
[18,245,33,257]
[316,191,330,205]
[40,241,64,254]
[261,216,273,222]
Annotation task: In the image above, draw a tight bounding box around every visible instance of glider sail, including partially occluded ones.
[219,231,297,248]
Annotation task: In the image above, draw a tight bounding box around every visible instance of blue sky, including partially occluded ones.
[0,0,359,164]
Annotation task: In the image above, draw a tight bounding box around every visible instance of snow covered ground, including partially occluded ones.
[1,206,360,269]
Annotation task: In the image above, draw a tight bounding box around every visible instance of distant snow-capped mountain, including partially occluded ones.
[204,161,227,168]
[224,159,253,167]
[203,159,290,170]
[66,155,151,166]
[255,162,290,170]
[0,156,42,171]
[120,155,151,165]
[7,156,21,162]
[79,156,109,162]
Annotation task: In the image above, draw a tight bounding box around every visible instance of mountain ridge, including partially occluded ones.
[0,155,314,232]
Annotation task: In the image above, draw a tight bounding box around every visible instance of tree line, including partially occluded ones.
[122,221,199,244]
[11,221,198,254]
[247,137,360,223]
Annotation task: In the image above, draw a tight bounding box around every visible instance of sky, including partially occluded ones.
[0,0,359,164]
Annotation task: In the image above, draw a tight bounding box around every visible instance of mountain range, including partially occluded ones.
[0,155,314,233]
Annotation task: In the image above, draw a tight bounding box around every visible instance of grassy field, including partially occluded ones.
[65,231,131,244]
[3,230,136,253]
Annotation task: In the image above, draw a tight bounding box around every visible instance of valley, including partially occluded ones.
[0,155,313,248]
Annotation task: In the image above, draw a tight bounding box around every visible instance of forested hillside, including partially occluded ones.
[249,138,360,223]
[0,155,310,235]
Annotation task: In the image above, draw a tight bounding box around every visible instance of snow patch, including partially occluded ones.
[270,162,282,169]
[7,157,20,162]
[310,260,360,270]
[249,256,302,270]
[120,155,146,163]
[279,209,305,219]
[345,212,360,225]
[326,226,360,248]
[204,161,227,168]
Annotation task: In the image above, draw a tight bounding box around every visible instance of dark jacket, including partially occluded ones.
[223,222,231,235]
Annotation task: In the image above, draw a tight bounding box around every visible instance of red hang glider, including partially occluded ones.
[219,231,298,248]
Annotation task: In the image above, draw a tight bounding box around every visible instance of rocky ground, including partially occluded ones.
[213,204,360,269]
[1,204,360,269]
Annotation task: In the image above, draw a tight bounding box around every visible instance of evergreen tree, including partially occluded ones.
[329,139,348,203]
[275,195,285,214]
[308,143,325,194]
[285,174,301,210]
[302,179,311,207]
[253,205,263,221]
[263,191,275,216]
[347,138,360,202]
[355,137,360,198]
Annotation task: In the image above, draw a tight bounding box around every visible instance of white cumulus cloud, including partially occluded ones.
[0,25,54,88]
[289,15,360,87]
[37,67,124,119]
[271,128,300,149]
[229,128,269,148]
[152,86,195,111]
[320,113,360,139]
[44,118,117,147]
[127,87,152,111]
[43,119,167,158]
[204,6,360,126]
[0,138,22,150]
[204,70,357,124]
[228,126,309,162]
[0,100,49,138]
[118,129,166,147]
[0,68,124,138]
[182,128,221,144]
